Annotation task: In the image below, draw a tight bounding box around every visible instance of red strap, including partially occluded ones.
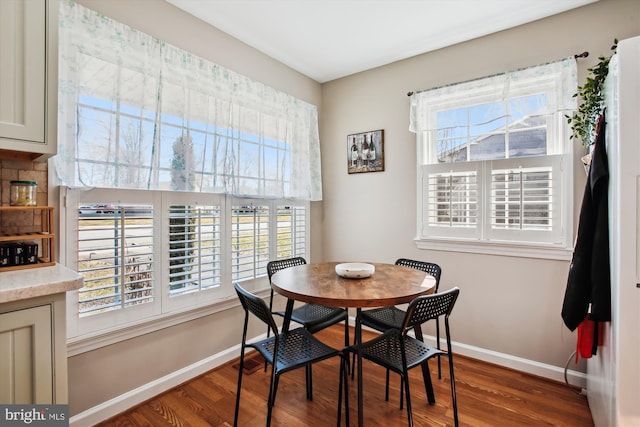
[575,317,596,362]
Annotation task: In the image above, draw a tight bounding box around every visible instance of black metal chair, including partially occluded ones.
[267,257,350,383]
[347,287,460,427]
[356,259,443,378]
[234,283,349,427]
[268,257,349,336]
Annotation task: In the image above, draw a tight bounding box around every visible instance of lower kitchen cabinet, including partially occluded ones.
[0,293,67,404]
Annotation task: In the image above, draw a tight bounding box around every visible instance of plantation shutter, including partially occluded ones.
[276,204,308,259]
[76,205,155,317]
[168,205,222,297]
[231,204,270,281]
[486,155,564,243]
[421,162,481,239]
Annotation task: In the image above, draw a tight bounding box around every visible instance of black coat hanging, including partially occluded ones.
[562,112,612,331]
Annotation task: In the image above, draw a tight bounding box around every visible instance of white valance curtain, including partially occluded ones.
[409,58,577,158]
[55,1,322,200]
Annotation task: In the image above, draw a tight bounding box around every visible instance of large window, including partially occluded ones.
[410,59,577,258]
[57,2,316,345]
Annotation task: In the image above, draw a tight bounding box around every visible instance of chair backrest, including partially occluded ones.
[401,287,459,333]
[235,283,280,336]
[395,258,442,291]
[267,257,307,282]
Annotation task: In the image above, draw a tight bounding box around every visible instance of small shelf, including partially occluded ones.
[0,206,55,271]
[0,232,55,242]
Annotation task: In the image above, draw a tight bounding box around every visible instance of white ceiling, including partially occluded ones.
[166,0,597,83]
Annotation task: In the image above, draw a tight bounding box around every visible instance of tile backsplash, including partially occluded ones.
[1,159,48,206]
[0,160,48,234]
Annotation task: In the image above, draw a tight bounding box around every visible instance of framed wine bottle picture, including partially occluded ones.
[347,129,384,174]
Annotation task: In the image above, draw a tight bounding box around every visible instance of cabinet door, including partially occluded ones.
[0,0,46,145]
[0,304,53,404]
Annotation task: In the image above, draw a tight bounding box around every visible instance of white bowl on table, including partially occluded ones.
[335,262,375,278]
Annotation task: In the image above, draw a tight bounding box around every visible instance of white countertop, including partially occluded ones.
[0,263,83,303]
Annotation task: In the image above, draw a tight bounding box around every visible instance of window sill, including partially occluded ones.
[67,287,270,356]
[414,238,572,261]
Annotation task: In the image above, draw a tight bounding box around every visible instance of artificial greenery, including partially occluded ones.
[566,39,618,148]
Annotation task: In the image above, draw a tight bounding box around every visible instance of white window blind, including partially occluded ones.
[77,204,154,317]
[486,155,564,244]
[425,169,478,229]
[422,162,481,239]
[67,188,311,341]
[231,203,270,282]
[276,204,308,259]
[421,155,565,245]
[490,167,553,231]
[168,205,221,297]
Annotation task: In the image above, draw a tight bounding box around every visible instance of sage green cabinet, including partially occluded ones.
[0,0,57,159]
[0,293,67,404]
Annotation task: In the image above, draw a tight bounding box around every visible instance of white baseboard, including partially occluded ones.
[423,335,586,389]
[70,324,585,426]
[359,319,586,390]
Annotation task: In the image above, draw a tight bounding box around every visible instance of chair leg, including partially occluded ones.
[385,369,390,401]
[351,348,356,379]
[403,373,414,427]
[337,357,343,427]
[421,361,436,405]
[436,318,442,379]
[306,365,313,400]
[448,353,459,427]
[412,325,435,405]
[266,363,278,427]
[343,356,350,427]
[351,315,361,380]
[344,313,350,374]
[265,291,274,373]
[233,348,246,427]
[337,354,350,427]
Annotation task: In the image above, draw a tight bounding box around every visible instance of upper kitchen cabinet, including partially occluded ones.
[0,0,57,160]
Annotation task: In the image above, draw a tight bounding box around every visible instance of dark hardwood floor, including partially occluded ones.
[96,324,593,426]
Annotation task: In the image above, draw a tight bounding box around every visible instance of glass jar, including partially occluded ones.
[10,181,37,206]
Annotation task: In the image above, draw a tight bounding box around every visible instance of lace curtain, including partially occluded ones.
[409,58,577,159]
[55,1,322,200]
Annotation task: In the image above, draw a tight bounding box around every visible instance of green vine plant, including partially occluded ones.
[566,39,618,149]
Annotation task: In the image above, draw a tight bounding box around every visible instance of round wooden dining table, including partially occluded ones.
[270,261,437,427]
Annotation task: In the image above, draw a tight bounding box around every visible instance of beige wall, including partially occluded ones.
[320,0,638,372]
[63,0,640,419]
